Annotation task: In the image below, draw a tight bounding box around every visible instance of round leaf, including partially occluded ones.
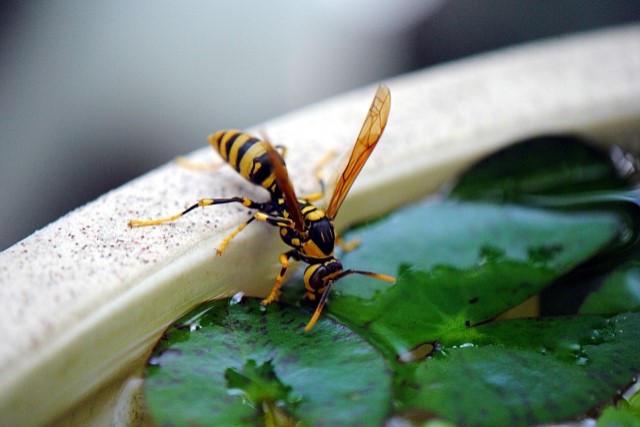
[144,299,391,427]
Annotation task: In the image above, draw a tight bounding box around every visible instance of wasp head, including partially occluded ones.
[303,259,343,298]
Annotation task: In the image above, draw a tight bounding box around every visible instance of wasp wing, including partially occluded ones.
[264,142,305,232]
[326,84,391,219]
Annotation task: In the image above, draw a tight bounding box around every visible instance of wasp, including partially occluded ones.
[129,84,395,331]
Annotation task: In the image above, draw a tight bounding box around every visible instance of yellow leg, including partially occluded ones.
[292,148,341,204]
[127,197,264,228]
[336,235,361,252]
[128,196,259,228]
[175,156,222,171]
[217,200,299,256]
[261,252,293,306]
[301,191,324,203]
[128,198,213,228]
[253,212,295,228]
[128,211,185,228]
[217,207,294,255]
[215,217,255,255]
[314,148,338,180]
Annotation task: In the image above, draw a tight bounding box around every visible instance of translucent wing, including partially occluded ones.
[326,84,391,219]
[265,143,305,232]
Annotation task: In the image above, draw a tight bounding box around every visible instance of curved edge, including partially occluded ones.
[0,24,639,425]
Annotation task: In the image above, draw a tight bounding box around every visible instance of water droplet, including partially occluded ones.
[178,305,215,331]
[230,292,244,305]
[553,340,590,365]
[576,356,589,366]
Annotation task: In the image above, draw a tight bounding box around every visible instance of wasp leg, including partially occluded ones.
[253,212,296,229]
[215,216,255,256]
[298,149,338,203]
[303,269,396,332]
[258,128,287,157]
[216,206,301,256]
[175,156,223,171]
[344,269,396,283]
[317,148,339,193]
[261,250,298,306]
[300,191,323,203]
[335,235,361,252]
[274,145,287,158]
[210,203,302,255]
[128,196,267,228]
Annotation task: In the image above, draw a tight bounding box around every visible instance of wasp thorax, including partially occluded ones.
[305,216,335,257]
[304,259,343,292]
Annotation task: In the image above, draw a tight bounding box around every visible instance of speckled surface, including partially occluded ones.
[1,25,639,425]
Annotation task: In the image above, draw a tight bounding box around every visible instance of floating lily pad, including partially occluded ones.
[145,299,391,426]
[398,313,640,426]
[329,201,619,352]
[144,134,640,426]
[580,261,640,314]
[450,135,626,201]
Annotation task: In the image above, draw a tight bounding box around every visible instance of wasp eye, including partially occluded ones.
[308,265,327,290]
[305,260,343,291]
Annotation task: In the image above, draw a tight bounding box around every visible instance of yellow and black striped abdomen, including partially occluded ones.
[209,130,280,196]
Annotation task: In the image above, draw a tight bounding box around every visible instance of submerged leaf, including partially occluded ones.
[336,201,618,294]
[145,299,391,427]
[400,314,640,427]
[450,135,626,201]
[224,360,292,408]
[580,261,640,314]
[328,201,619,353]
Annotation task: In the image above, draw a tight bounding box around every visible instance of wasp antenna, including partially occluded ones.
[338,269,396,284]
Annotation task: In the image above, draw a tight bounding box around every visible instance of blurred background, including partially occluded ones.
[1,1,639,251]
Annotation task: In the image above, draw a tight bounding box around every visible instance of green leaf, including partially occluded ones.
[224,359,292,408]
[145,299,391,427]
[598,383,640,427]
[338,201,618,291]
[450,135,626,201]
[449,134,640,274]
[144,135,640,427]
[318,199,636,426]
[580,261,640,314]
[598,405,640,427]
[400,313,640,427]
[327,200,620,354]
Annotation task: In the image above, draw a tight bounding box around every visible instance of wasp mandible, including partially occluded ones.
[129,84,395,331]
